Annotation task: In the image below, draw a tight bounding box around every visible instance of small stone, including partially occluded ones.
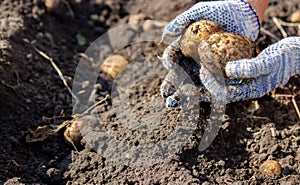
[46,168,62,184]
[4,177,25,185]
[270,127,276,137]
[46,168,61,177]
[290,9,300,23]
[26,53,32,59]
[247,100,260,114]
[217,160,226,167]
[45,0,60,12]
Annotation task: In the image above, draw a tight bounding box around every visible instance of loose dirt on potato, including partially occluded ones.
[1,0,300,184]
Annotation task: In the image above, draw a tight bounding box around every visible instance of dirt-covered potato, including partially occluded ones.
[179,20,257,78]
[260,160,282,177]
[180,20,223,59]
[198,32,257,77]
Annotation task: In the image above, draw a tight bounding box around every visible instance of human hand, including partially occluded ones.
[161,0,260,69]
[160,1,300,108]
[199,37,300,104]
[162,0,260,43]
[160,0,261,106]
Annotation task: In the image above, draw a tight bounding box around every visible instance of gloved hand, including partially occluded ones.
[162,0,260,42]
[160,0,300,107]
[160,0,260,70]
[200,36,300,104]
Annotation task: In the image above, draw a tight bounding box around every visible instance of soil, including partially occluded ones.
[1,0,300,184]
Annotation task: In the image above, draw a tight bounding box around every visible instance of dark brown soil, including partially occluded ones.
[1,0,300,184]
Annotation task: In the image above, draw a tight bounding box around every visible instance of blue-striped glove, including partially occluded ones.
[161,0,260,69]
[161,0,300,107]
[200,37,300,104]
[161,0,261,106]
[162,0,260,43]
